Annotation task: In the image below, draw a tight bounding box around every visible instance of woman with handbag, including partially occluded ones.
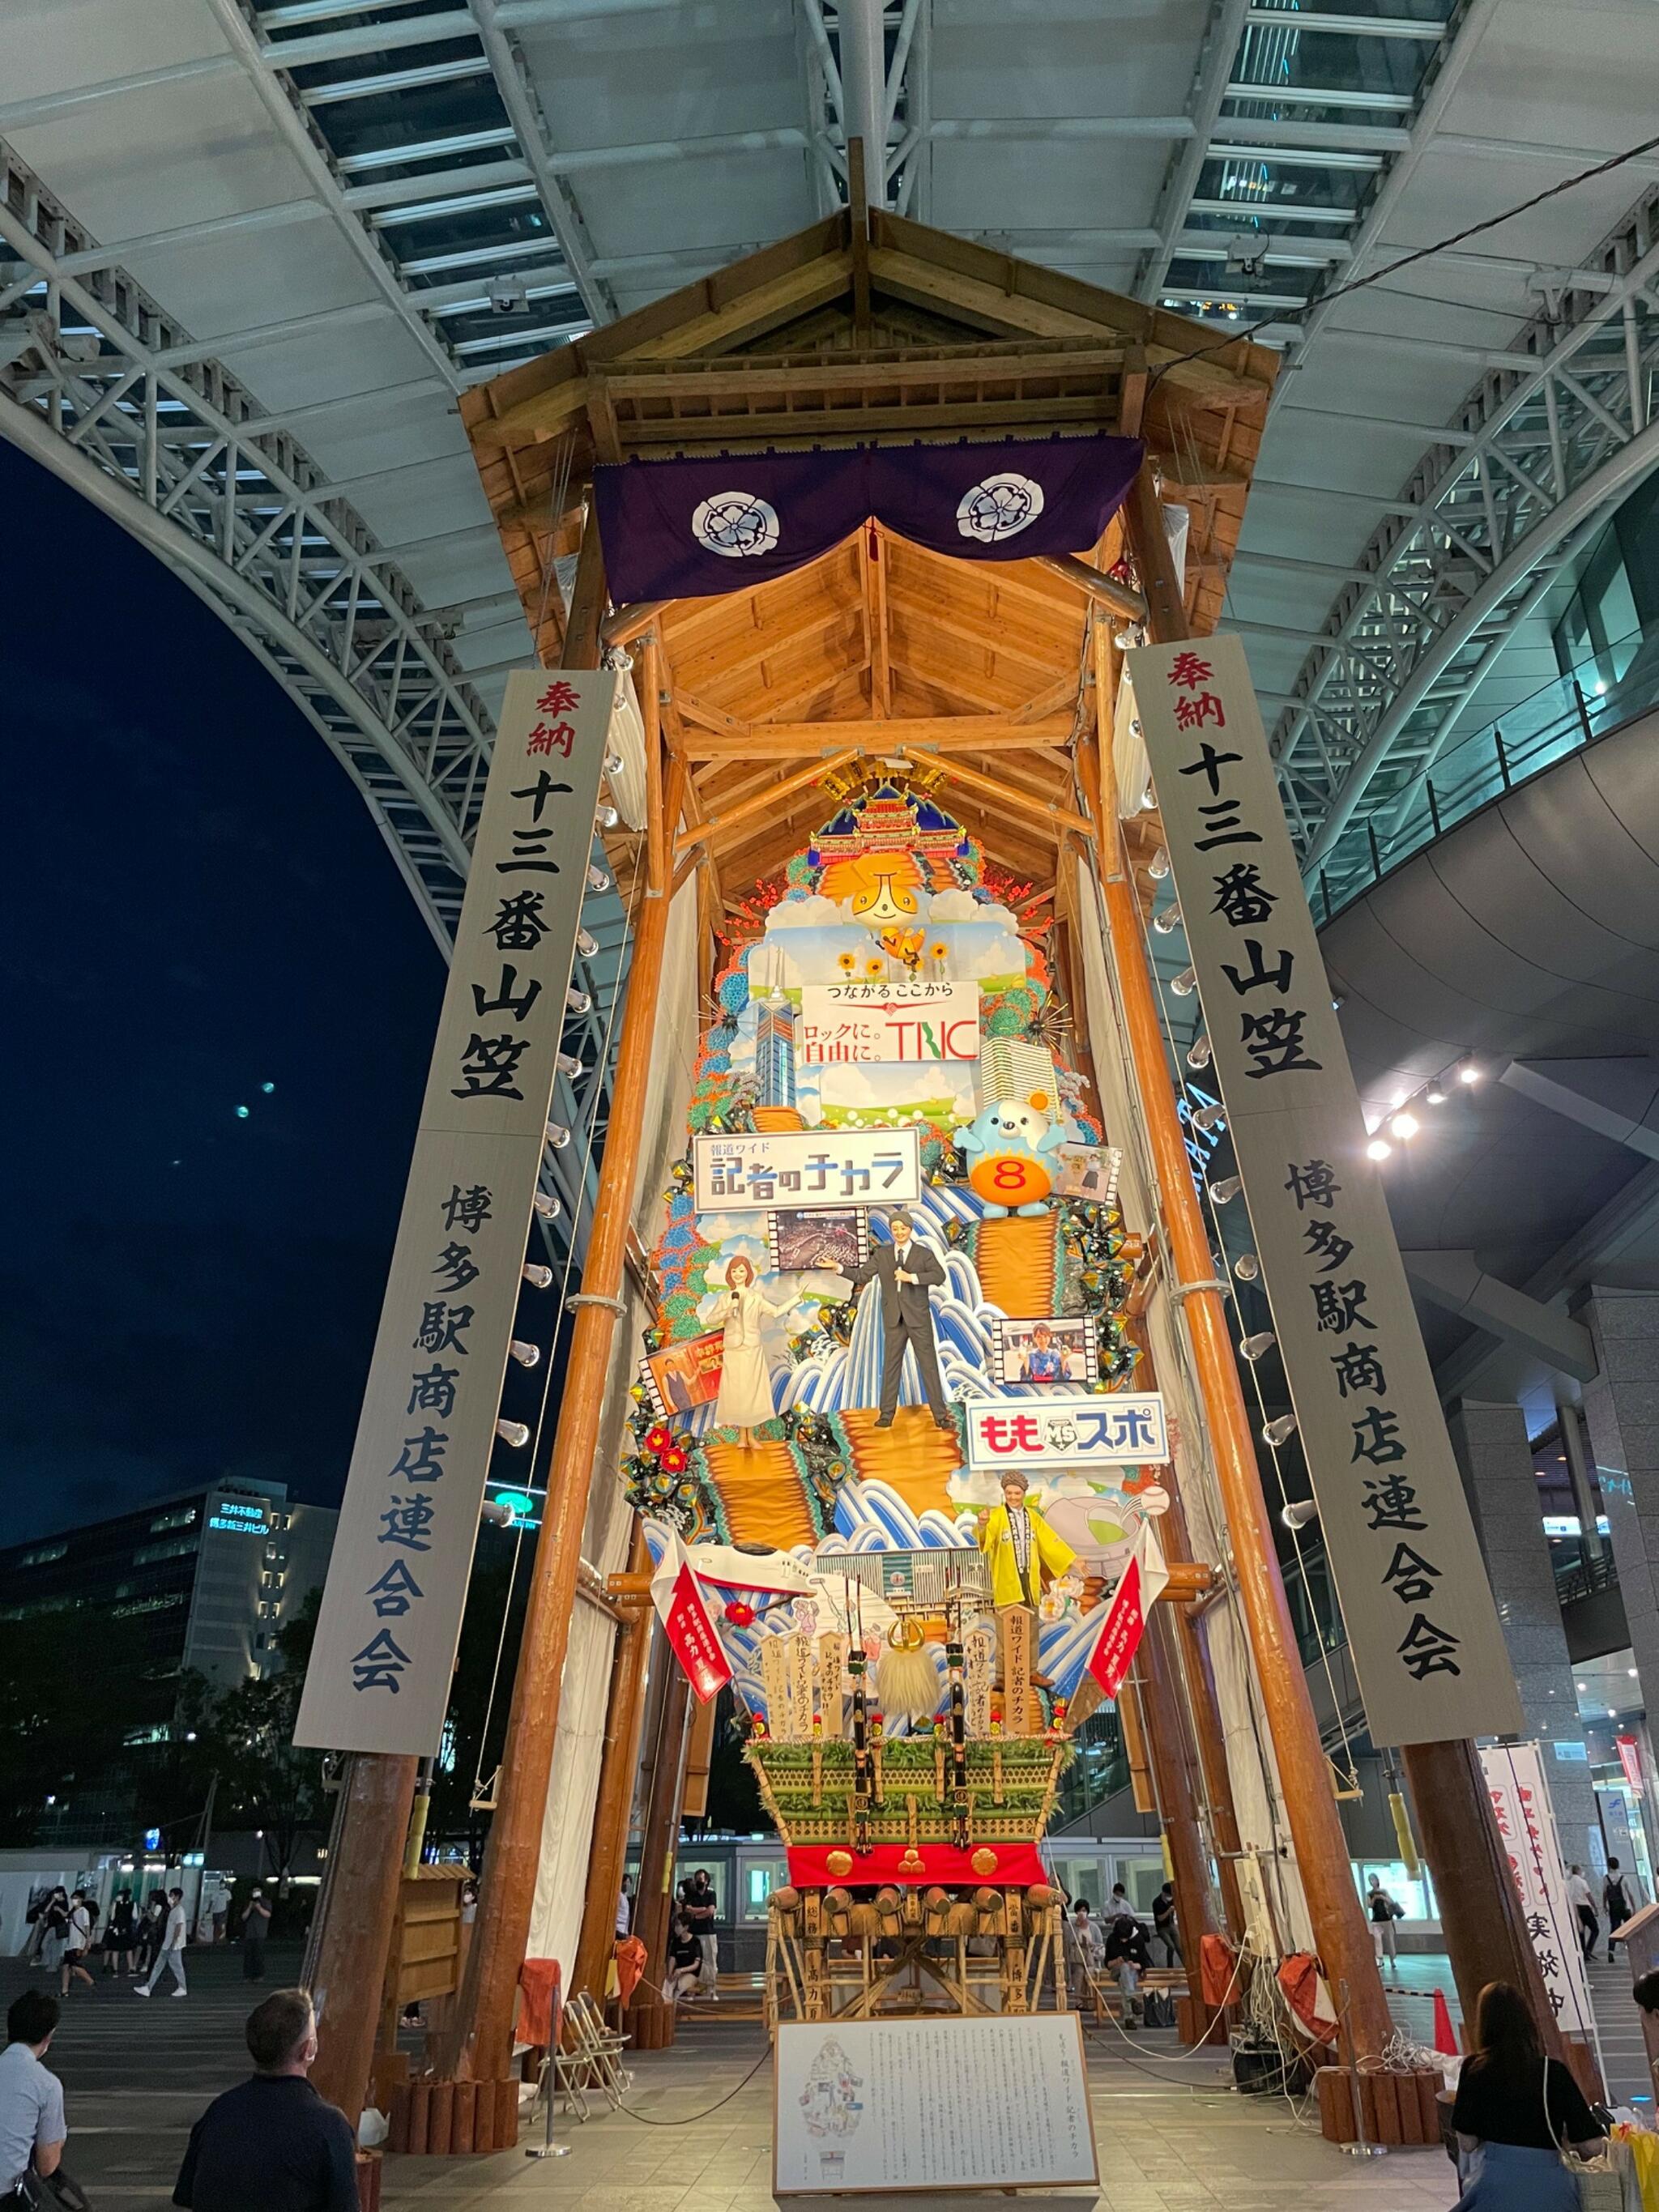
[1451,1980,1605,2208]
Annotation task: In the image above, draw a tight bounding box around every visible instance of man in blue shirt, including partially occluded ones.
[0,1991,66,2197]
[173,1988,357,2212]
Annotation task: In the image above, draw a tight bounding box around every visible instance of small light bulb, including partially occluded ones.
[1234,1252,1260,1282]
[1458,1062,1481,1085]
[1390,1112,1418,1140]
[1147,847,1171,880]
[1140,782,1159,814]
[1209,1175,1242,1204]
[1425,1088,1446,1106]
[1191,1102,1226,1132]
[509,1340,541,1369]
[1262,1414,1298,1447]
[496,1419,531,1449]
[557,1051,585,1078]
[595,804,620,830]
[586,864,610,893]
[576,927,599,958]
[1186,1034,1212,1069]
[1239,1332,1276,1362]
[546,1122,571,1149]
[1367,1138,1392,1161]
[565,986,591,1015]
[522,1263,553,1289]
[605,752,624,775]
[1153,905,1183,936]
[1171,967,1197,997]
[532,1190,561,1221]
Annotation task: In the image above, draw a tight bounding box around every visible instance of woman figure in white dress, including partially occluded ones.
[714,1255,793,1448]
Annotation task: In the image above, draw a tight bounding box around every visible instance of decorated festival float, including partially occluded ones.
[624,775,1174,2023]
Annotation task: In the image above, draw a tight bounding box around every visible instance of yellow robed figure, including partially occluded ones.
[978,1470,1077,1609]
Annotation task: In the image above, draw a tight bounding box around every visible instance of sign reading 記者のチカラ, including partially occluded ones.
[1126,634,1520,1749]
[693,1126,922,1213]
[294,669,616,1758]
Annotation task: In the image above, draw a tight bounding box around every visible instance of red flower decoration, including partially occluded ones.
[724,1600,756,1628]
[643,1424,672,1455]
[659,1446,689,1476]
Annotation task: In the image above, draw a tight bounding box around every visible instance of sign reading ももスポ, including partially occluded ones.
[295,670,616,1757]
[1128,635,1520,1748]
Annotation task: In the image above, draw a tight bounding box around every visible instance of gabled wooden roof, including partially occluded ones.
[461,210,1277,897]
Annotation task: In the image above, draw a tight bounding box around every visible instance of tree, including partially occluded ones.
[0,1608,159,1842]
[180,1591,326,1883]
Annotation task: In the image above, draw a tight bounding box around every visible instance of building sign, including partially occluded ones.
[1618,1734,1644,1796]
[1482,1743,1597,2040]
[207,1502,270,1536]
[964,1393,1166,1471]
[694,1127,922,1213]
[1128,635,1520,1747]
[799,983,980,1066]
[296,669,616,1757]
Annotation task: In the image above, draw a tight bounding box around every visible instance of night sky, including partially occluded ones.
[2,443,446,1545]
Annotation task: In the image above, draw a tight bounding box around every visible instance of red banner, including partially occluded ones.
[1088,1550,1145,1700]
[786,1841,1047,1890]
[663,1560,732,1703]
[1618,1733,1644,1796]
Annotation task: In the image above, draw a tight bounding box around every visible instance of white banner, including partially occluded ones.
[693,1125,922,1213]
[964,1392,1167,1470]
[296,669,616,1755]
[1481,1743,1597,2042]
[799,982,979,1066]
[1128,634,1520,1749]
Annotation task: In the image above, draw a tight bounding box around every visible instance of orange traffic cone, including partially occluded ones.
[1431,1987,1458,2057]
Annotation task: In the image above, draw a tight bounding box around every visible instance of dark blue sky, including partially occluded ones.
[1,443,446,1545]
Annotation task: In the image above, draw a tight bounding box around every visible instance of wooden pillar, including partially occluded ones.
[1402,1739,1576,2069]
[445,697,684,2083]
[307,1754,418,2127]
[626,1660,693,2051]
[1181,1610,1249,1946]
[1081,591,1391,2055]
[1135,1611,1218,1965]
[564,504,608,672]
[569,1580,654,2005]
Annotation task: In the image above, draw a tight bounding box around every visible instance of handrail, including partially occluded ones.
[1311,624,1659,924]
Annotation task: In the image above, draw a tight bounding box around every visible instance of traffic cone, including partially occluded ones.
[1431,1987,1458,2057]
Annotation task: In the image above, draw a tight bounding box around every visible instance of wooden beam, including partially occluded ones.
[643,633,666,897]
[893,747,1090,840]
[602,599,670,647]
[683,711,1073,759]
[865,522,891,718]
[1012,673,1081,725]
[1034,551,1146,624]
[1122,460,1188,643]
[564,503,608,670]
[675,748,862,859]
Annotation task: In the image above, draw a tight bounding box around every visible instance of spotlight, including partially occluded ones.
[1390,1112,1419,1140]
[522,1264,554,1289]
[566,986,591,1015]
[1239,1332,1276,1362]
[1148,847,1171,880]
[586,864,611,893]
[1171,967,1197,997]
[1458,1062,1481,1085]
[532,1190,561,1221]
[1281,1498,1320,1532]
[1425,1088,1446,1106]
[576,927,599,958]
[605,752,624,775]
[480,1499,514,1528]
[1234,1252,1260,1282]
[1187,1035,1213,1069]
[557,1052,586,1078]
[595,804,620,830]
[1153,904,1183,936]
[1209,1175,1242,1204]
[509,1340,541,1369]
[1262,1414,1299,1447]
[1366,1138,1392,1162]
[1140,782,1159,814]
[1191,1102,1226,1132]
[546,1122,571,1149]
[496,1419,531,1449]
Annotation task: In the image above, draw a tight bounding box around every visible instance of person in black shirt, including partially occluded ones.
[1450,1980,1602,2209]
[1102,1913,1152,2029]
[664,1916,703,2005]
[173,1988,356,2212]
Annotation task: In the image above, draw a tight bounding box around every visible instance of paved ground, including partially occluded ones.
[5,1941,1648,2210]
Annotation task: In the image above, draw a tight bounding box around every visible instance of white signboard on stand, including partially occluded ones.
[693,1126,921,1213]
[1481,1741,1599,2045]
[964,1392,1167,1470]
[774,2015,1098,2195]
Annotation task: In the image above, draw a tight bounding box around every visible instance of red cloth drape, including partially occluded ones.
[518,1956,561,2047]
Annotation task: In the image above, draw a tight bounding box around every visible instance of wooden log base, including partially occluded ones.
[384,2078,522,2157]
[1314,2065,1446,2149]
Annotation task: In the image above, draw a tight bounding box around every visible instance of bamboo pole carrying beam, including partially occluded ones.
[1080,516,1391,2054]
[1036,551,1147,624]
[627,1652,694,2050]
[642,634,666,898]
[1134,1615,1220,1967]
[569,1578,655,2006]
[674,748,862,859]
[446,752,687,2085]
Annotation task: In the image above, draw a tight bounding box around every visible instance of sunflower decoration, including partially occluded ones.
[929,940,949,962]
[836,951,859,978]
[863,955,885,979]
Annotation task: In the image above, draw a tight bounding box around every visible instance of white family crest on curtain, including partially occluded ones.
[956,471,1045,543]
[691,490,781,558]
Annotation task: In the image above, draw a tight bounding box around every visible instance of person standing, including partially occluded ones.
[616,1874,633,1940]
[1565,1865,1599,1962]
[104,1887,138,1977]
[842,1212,955,1431]
[1451,1979,1603,2207]
[1606,1858,1639,1954]
[37,1890,70,1981]
[134,1893,166,1980]
[684,1870,719,2001]
[1367,1873,1401,1964]
[1064,1899,1103,2008]
[710,1256,795,1449]
[1151,1882,1182,1969]
[137,1887,189,1998]
[173,1987,358,2211]
[241,1890,273,1983]
[0,1991,66,2199]
[59,1890,94,1997]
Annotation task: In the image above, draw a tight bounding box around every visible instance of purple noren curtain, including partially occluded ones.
[592,434,1144,604]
